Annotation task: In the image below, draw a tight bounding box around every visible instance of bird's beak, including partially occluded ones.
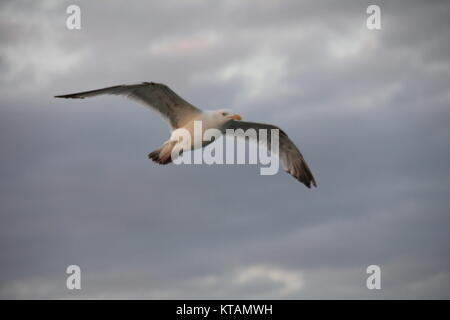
[230,114,242,121]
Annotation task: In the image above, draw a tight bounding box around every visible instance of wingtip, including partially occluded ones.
[296,174,317,189]
[305,180,315,189]
[54,94,84,99]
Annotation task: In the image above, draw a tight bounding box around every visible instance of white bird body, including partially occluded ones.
[55,82,316,188]
[169,110,235,150]
[166,113,210,162]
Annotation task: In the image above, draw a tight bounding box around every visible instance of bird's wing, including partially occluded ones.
[55,82,202,129]
[223,120,317,188]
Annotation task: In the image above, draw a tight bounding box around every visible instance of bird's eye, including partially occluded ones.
[222,112,227,116]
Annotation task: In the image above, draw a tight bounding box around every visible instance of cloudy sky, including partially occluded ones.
[0,0,449,299]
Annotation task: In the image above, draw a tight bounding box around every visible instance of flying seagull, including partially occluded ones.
[55,82,316,188]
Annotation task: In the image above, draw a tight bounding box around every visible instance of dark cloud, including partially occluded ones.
[0,0,449,299]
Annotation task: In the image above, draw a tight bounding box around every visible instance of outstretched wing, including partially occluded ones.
[55,82,202,129]
[224,120,317,188]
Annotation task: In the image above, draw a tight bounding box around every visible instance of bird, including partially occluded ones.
[55,82,317,188]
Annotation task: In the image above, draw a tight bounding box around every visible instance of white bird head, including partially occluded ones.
[213,109,242,123]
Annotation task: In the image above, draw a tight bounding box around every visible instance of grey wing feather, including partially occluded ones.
[224,120,317,188]
[55,82,202,129]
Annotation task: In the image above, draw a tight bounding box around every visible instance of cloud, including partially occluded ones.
[1,264,304,299]
[149,32,220,56]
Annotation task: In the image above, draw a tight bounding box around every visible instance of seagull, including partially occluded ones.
[55,82,316,188]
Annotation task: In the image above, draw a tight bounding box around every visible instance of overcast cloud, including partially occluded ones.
[0,0,449,299]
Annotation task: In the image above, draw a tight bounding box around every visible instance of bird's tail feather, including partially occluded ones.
[148,141,176,165]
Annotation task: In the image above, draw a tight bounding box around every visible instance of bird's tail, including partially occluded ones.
[148,140,177,165]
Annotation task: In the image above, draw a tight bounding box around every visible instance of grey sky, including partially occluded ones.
[0,0,449,299]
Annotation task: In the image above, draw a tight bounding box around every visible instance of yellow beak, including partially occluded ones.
[231,114,242,121]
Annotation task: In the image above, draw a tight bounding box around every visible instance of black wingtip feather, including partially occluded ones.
[54,94,84,99]
[289,161,317,189]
